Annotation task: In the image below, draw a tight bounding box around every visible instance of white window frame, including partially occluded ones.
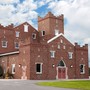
[55,29,59,35]
[68,52,73,59]
[24,24,28,32]
[15,42,19,49]
[61,39,63,43]
[56,19,58,24]
[32,33,36,39]
[50,51,55,58]
[58,45,60,49]
[2,41,7,48]
[12,64,15,74]
[42,31,45,36]
[63,45,66,49]
[16,31,20,37]
[35,63,43,74]
[80,64,85,74]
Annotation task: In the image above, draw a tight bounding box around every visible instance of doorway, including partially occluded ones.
[57,60,67,79]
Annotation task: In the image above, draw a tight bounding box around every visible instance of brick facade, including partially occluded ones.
[0,12,89,80]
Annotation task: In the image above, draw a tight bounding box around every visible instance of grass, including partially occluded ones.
[37,80,90,90]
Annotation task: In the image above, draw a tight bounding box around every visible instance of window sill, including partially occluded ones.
[36,72,42,74]
[51,57,55,58]
[15,47,19,49]
[2,46,7,48]
[69,58,72,60]
[80,73,85,74]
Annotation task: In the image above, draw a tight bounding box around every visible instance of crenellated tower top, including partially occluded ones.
[38,12,64,37]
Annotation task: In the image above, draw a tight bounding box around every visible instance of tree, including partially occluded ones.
[89,68,90,76]
[0,66,3,77]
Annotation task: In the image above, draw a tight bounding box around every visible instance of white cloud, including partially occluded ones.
[47,0,90,66]
[47,0,90,43]
[0,0,38,26]
[84,38,90,44]
[0,0,19,4]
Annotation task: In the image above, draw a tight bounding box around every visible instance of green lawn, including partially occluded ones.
[37,80,90,90]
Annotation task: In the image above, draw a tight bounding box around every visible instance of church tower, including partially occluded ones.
[38,12,64,37]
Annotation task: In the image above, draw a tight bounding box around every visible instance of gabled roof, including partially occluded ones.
[47,33,74,46]
[47,33,64,43]
[14,22,38,32]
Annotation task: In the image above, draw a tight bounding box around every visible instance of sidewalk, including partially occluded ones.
[0,79,77,90]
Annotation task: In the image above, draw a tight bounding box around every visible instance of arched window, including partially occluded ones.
[58,60,65,67]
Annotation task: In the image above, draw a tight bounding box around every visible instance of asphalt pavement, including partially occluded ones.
[0,79,77,90]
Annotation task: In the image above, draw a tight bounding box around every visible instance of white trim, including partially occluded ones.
[47,33,64,43]
[2,41,8,48]
[0,51,19,56]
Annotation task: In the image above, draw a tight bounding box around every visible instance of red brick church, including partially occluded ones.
[0,12,89,79]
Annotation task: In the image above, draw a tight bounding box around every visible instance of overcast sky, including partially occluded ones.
[0,0,90,66]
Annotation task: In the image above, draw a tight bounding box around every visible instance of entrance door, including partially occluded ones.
[57,60,67,79]
[58,67,66,79]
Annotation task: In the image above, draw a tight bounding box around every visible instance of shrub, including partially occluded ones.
[89,68,90,76]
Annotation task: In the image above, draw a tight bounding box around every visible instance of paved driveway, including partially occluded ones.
[0,79,77,90]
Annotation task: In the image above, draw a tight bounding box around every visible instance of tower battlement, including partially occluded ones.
[0,24,14,30]
[75,43,88,50]
[38,12,64,36]
[38,12,63,22]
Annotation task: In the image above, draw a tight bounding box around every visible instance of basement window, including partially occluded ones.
[36,63,43,74]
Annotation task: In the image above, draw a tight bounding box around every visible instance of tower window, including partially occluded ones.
[32,33,36,39]
[24,24,28,32]
[42,31,45,36]
[2,41,7,48]
[55,30,59,35]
